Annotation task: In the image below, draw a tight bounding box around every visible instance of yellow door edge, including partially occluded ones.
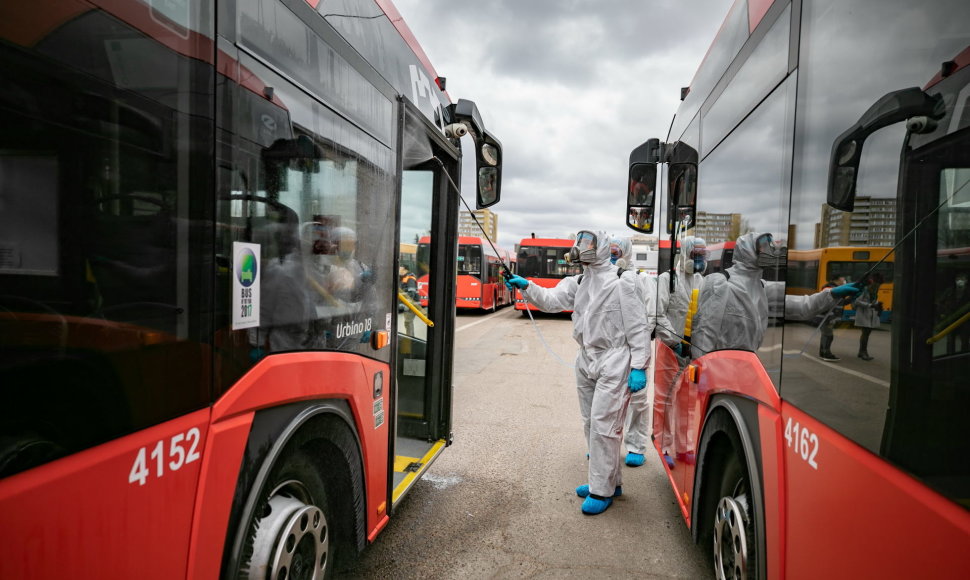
[391,439,447,504]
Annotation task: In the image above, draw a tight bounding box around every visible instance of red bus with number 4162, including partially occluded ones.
[624,0,970,577]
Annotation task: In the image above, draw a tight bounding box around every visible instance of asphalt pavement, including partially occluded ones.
[338,307,710,579]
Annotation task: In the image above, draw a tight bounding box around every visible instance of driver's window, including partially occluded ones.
[932,168,970,358]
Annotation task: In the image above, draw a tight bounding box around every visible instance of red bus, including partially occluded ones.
[416,236,513,311]
[624,0,970,577]
[514,237,582,312]
[0,1,504,578]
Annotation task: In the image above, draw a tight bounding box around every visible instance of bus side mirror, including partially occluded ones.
[452,99,503,209]
[663,140,699,234]
[475,129,502,209]
[827,87,944,211]
[626,139,660,233]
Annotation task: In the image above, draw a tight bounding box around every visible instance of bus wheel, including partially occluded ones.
[243,451,333,580]
[712,436,756,580]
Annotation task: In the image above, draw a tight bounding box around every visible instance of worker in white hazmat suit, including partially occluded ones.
[608,236,660,468]
[692,232,863,356]
[645,236,707,468]
[505,230,651,515]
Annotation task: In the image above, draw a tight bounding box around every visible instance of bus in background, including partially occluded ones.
[788,247,895,322]
[0,1,503,578]
[630,239,660,276]
[705,240,735,275]
[514,237,581,312]
[624,0,970,577]
[416,236,512,311]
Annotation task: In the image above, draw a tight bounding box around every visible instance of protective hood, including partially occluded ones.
[676,236,706,274]
[610,236,632,267]
[589,230,612,268]
[732,232,763,274]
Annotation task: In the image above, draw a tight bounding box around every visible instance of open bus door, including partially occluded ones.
[392,99,502,506]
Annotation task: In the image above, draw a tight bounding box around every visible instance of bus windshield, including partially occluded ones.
[457,244,483,276]
[517,246,581,278]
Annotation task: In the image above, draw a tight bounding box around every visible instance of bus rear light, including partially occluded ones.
[371,330,389,350]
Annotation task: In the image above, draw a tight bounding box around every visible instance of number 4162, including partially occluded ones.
[784,417,819,470]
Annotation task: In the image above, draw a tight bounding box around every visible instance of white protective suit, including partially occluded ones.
[655,237,707,350]
[692,232,839,356]
[622,271,658,455]
[520,231,651,497]
[639,236,706,457]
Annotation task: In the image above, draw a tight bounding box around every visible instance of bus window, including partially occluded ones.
[457,244,483,276]
[0,6,215,477]
[785,0,969,500]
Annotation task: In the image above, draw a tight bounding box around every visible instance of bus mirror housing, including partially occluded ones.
[626,139,661,233]
[452,99,503,209]
[827,87,944,211]
[664,141,699,234]
[475,129,502,209]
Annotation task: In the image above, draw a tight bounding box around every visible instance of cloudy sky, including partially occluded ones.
[393,0,735,250]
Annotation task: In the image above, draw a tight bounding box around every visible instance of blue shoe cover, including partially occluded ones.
[581,495,613,515]
[575,484,622,498]
[625,452,645,467]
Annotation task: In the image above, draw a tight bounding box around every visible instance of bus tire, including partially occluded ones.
[238,449,335,580]
[235,417,361,580]
[703,411,759,580]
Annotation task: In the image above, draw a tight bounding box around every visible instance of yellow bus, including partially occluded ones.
[788,246,894,321]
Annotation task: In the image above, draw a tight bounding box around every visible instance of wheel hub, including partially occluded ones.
[248,487,329,580]
[713,495,748,580]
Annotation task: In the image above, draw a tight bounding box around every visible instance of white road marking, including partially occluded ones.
[456,307,516,333]
[784,350,891,388]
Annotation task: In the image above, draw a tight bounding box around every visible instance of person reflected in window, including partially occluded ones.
[936,272,970,353]
[399,264,418,336]
[818,275,848,362]
[692,232,862,356]
[853,273,883,361]
[250,219,312,356]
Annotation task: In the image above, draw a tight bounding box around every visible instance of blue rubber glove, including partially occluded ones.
[831,281,864,298]
[505,275,529,290]
[628,369,647,392]
[672,343,685,357]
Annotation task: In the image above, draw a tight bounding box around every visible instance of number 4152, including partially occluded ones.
[128,428,202,486]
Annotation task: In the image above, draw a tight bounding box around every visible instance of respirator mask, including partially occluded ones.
[688,244,707,274]
[565,230,598,264]
[755,233,787,269]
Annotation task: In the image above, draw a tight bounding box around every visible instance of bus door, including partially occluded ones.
[392,102,459,506]
[883,126,970,499]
